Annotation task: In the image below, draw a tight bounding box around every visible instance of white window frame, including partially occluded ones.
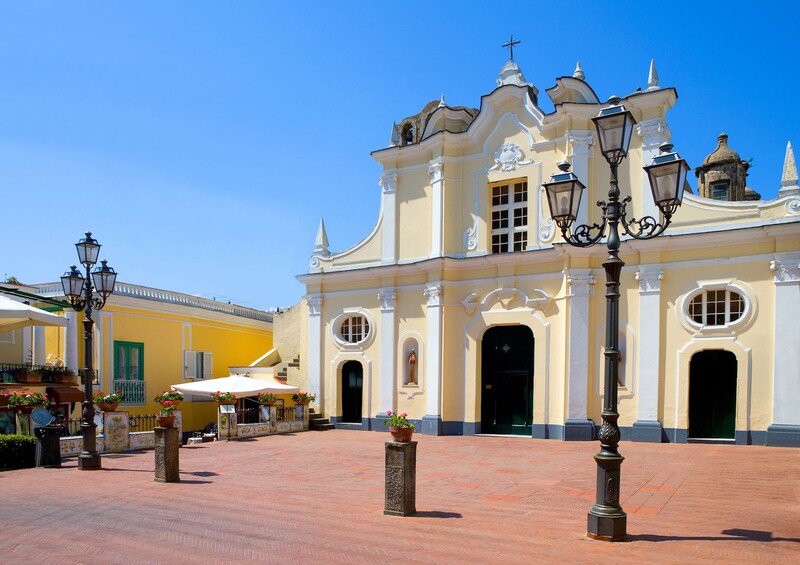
[331,310,376,350]
[680,281,754,335]
[490,179,528,254]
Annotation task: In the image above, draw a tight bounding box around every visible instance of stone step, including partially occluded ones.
[308,413,325,421]
[287,362,300,368]
[312,422,335,431]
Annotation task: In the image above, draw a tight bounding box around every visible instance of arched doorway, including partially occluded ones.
[481,325,534,435]
[689,350,737,440]
[341,360,363,424]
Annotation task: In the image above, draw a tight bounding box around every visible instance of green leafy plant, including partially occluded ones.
[211,391,236,402]
[92,389,124,404]
[291,392,316,404]
[154,390,184,403]
[0,434,37,470]
[384,410,414,429]
[257,392,279,404]
[159,400,178,416]
[5,390,48,407]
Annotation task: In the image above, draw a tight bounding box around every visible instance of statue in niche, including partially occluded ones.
[408,349,417,385]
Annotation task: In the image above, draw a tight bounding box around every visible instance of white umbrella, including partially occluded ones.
[0,295,68,332]
[171,374,299,399]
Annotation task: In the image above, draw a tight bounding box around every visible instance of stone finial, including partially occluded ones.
[573,61,585,81]
[389,122,400,147]
[781,141,798,188]
[313,219,330,257]
[438,95,446,108]
[647,59,659,91]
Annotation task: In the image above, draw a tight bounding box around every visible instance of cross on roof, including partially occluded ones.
[502,35,521,62]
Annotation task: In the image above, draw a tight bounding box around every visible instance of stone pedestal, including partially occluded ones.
[384,441,416,516]
[34,425,62,468]
[154,427,180,483]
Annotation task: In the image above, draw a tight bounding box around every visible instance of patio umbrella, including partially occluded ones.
[170,374,299,399]
[0,295,68,332]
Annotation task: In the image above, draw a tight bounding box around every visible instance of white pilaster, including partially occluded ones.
[429,158,444,258]
[33,326,46,365]
[378,289,396,415]
[633,267,664,442]
[22,326,32,365]
[769,255,800,430]
[568,131,593,228]
[423,284,443,432]
[380,172,398,263]
[65,311,79,373]
[636,118,671,220]
[306,295,323,410]
[563,269,595,440]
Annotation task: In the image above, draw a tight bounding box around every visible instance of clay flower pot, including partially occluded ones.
[389,426,414,442]
[97,402,119,412]
[156,415,176,428]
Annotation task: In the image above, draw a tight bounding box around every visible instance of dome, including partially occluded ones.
[702,133,741,165]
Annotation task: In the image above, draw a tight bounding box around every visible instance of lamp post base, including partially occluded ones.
[587,509,627,542]
[78,451,102,470]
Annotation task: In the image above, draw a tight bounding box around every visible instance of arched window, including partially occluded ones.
[402,124,414,145]
[688,289,745,327]
[340,315,370,344]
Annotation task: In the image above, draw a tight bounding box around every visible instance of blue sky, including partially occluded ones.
[1,1,798,310]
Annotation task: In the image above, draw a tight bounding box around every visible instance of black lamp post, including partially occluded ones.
[61,232,117,471]
[543,97,689,541]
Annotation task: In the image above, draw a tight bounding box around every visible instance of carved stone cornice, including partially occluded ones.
[378,290,396,312]
[428,158,444,182]
[307,295,323,316]
[379,172,398,194]
[635,117,671,149]
[771,255,800,284]
[636,267,663,294]
[424,284,443,307]
[565,270,595,298]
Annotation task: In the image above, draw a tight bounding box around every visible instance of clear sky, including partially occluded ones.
[1,1,798,310]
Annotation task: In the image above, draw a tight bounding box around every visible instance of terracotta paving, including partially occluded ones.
[2,430,798,564]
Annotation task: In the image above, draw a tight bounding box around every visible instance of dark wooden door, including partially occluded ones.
[481,326,534,435]
[689,350,737,439]
[342,361,363,424]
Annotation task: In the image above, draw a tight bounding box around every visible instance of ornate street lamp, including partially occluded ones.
[543,97,689,541]
[60,232,117,471]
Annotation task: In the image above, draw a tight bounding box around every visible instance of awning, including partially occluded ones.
[46,386,84,404]
[170,375,299,399]
[0,295,68,332]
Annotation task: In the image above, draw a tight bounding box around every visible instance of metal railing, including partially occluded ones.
[63,413,160,436]
[235,405,298,424]
[113,380,146,405]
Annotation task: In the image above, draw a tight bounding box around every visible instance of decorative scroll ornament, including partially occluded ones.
[424,285,443,307]
[461,288,553,316]
[428,158,444,182]
[786,198,800,215]
[771,258,800,283]
[490,143,532,172]
[463,215,479,251]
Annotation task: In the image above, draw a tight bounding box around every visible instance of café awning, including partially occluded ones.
[170,375,299,399]
[46,386,84,404]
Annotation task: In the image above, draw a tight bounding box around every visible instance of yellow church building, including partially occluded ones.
[293,59,800,446]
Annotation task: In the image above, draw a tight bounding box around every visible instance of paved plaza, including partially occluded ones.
[2,430,798,564]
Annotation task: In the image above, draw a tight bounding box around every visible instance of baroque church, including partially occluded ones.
[284,57,800,446]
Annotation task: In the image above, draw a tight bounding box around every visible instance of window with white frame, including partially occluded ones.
[491,180,528,253]
[710,181,729,200]
[184,350,213,379]
[688,289,745,327]
[340,315,369,344]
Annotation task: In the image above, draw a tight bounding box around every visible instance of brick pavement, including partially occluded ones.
[1,431,798,564]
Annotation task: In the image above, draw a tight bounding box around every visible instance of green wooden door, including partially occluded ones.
[481,326,534,435]
[689,350,737,439]
[342,361,363,424]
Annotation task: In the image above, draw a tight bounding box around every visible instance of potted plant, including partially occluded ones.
[291,392,316,405]
[156,400,178,428]
[154,390,184,407]
[53,367,77,384]
[5,390,48,414]
[211,391,237,404]
[384,410,415,442]
[93,389,125,411]
[257,392,279,406]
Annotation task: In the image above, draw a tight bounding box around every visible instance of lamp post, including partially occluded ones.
[61,232,117,471]
[543,97,689,541]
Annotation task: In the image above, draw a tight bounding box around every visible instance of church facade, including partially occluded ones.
[296,60,800,446]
